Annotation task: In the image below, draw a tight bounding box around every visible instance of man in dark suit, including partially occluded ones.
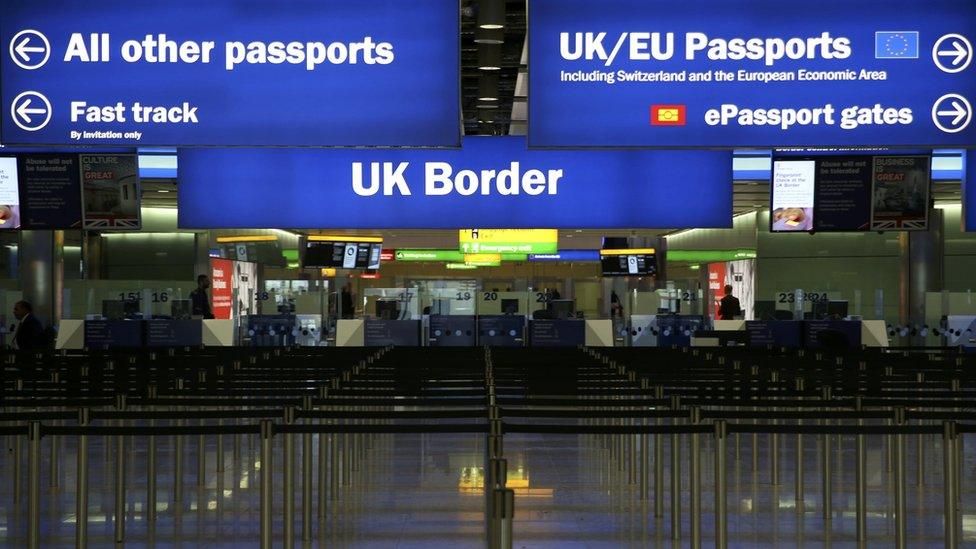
[12,300,44,350]
[190,274,215,319]
[718,285,742,320]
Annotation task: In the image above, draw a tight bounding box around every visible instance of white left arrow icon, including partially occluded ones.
[15,98,47,124]
[10,91,52,132]
[8,29,50,70]
[14,36,45,62]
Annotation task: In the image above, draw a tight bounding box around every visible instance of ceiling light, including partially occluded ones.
[478,73,499,101]
[157,189,170,193]
[478,0,505,29]
[478,45,501,70]
[475,27,504,45]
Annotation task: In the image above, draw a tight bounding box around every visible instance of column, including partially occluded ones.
[899,208,943,345]
[193,232,211,279]
[19,230,64,328]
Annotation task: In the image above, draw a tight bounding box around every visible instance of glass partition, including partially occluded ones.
[362,287,421,320]
[63,279,195,320]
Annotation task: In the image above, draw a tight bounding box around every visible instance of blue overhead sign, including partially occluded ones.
[528,0,976,148]
[178,137,733,229]
[0,0,459,147]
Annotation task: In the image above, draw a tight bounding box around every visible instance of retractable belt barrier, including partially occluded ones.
[1,344,974,549]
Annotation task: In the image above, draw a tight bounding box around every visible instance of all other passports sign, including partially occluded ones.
[529,0,976,148]
[0,0,459,147]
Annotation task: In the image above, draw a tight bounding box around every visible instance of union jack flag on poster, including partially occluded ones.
[869,156,930,231]
[80,154,142,230]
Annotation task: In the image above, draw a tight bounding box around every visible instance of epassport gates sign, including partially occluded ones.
[0,0,459,147]
[529,0,976,148]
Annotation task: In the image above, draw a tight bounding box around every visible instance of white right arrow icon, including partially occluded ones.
[938,41,968,66]
[932,93,972,134]
[933,34,973,73]
[937,100,968,125]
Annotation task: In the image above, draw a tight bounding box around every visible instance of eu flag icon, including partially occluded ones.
[875,31,919,59]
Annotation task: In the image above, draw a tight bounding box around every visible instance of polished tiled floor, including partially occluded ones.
[0,422,974,547]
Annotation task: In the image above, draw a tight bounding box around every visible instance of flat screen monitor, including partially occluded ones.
[600,252,656,276]
[375,299,400,320]
[771,160,815,232]
[171,299,192,320]
[754,300,777,321]
[827,300,849,319]
[102,300,125,320]
[122,300,141,318]
[548,299,575,319]
[303,239,383,269]
[0,157,21,229]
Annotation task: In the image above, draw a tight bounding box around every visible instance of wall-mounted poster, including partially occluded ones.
[0,157,20,229]
[16,154,83,229]
[210,258,233,320]
[81,154,141,229]
[870,156,930,230]
[708,259,755,320]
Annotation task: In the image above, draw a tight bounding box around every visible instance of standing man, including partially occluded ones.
[12,301,44,350]
[718,284,742,320]
[340,283,354,319]
[190,274,215,319]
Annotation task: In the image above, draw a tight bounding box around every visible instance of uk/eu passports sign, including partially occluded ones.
[529,0,976,148]
[0,0,460,147]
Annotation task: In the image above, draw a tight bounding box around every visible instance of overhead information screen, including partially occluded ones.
[771,160,816,231]
[772,154,930,232]
[600,248,656,276]
[0,0,460,146]
[303,237,382,269]
[529,0,976,147]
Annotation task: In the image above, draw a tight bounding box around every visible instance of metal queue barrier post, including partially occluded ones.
[690,406,701,549]
[317,387,329,519]
[821,386,832,524]
[77,408,91,547]
[894,407,907,549]
[301,397,314,541]
[114,394,127,545]
[916,372,925,487]
[855,397,867,543]
[670,395,681,541]
[943,421,958,547]
[714,420,728,549]
[260,419,274,549]
[148,417,157,526]
[654,386,664,518]
[487,457,508,548]
[27,421,41,549]
[283,407,296,549]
